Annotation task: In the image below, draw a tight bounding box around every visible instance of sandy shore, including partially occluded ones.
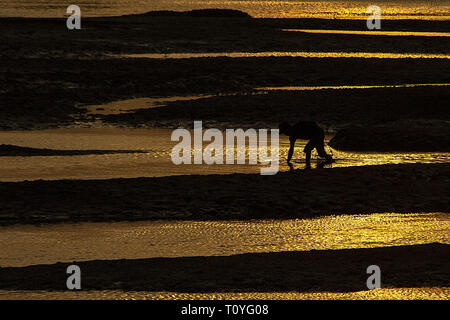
[0,163,448,225]
[0,243,448,292]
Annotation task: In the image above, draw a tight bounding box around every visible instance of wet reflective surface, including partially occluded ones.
[2,0,449,302]
[120,51,450,60]
[256,83,450,91]
[1,213,448,267]
[0,287,448,300]
[2,0,450,20]
[0,213,448,299]
[0,127,449,181]
[283,29,450,37]
[85,95,213,115]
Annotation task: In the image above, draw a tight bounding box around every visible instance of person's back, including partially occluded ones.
[289,121,324,140]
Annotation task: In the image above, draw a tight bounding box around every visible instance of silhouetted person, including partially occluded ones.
[279,121,333,168]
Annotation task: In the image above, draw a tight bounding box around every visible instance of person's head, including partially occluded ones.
[278,122,291,136]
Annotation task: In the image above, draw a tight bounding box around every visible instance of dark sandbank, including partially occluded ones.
[0,243,447,292]
[1,10,450,130]
[2,58,448,131]
[0,163,448,225]
[101,86,450,132]
[0,144,146,157]
[122,9,251,18]
[329,120,450,152]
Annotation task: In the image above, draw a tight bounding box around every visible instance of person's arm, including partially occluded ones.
[287,137,296,164]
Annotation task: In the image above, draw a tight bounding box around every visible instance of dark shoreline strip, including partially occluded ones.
[0,163,448,226]
[0,144,146,157]
[0,243,448,292]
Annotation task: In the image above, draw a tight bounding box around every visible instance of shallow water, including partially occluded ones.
[86,85,450,116]
[120,51,450,60]
[0,213,448,267]
[283,29,450,37]
[0,127,449,181]
[256,83,450,91]
[85,95,213,115]
[1,0,449,20]
[0,287,448,300]
[0,213,448,300]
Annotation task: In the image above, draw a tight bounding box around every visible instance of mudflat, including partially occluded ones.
[0,243,448,292]
[0,163,448,225]
[1,12,449,131]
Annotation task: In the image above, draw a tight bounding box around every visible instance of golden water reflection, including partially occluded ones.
[0,128,448,181]
[85,95,213,115]
[0,287,448,300]
[284,29,450,37]
[0,211,448,300]
[120,51,450,60]
[2,0,450,20]
[1,213,448,267]
[256,83,450,91]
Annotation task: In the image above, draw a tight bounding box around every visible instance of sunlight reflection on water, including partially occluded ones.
[256,83,450,91]
[0,127,448,181]
[0,287,448,300]
[1,213,448,267]
[119,51,450,59]
[1,0,450,20]
[283,29,450,37]
[0,212,448,300]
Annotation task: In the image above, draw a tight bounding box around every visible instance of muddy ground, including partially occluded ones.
[1,11,449,130]
[329,120,450,152]
[0,243,448,292]
[0,163,448,225]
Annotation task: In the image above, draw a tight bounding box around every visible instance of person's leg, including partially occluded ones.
[315,139,333,162]
[303,141,314,167]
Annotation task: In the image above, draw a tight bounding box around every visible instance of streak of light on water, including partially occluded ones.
[118,51,450,59]
[283,29,450,37]
[0,212,448,299]
[0,287,448,300]
[0,127,449,181]
[0,213,448,267]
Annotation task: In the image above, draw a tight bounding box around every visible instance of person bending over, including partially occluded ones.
[279,121,333,168]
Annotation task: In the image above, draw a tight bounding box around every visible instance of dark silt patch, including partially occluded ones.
[0,144,146,157]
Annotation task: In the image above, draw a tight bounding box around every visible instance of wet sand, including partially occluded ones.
[0,243,448,293]
[0,144,146,157]
[100,86,450,132]
[0,163,448,225]
[1,213,447,268]
[1,127,448,181]
[1,12,450,130]
[329,120,450,152]
[0,10,449,300]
